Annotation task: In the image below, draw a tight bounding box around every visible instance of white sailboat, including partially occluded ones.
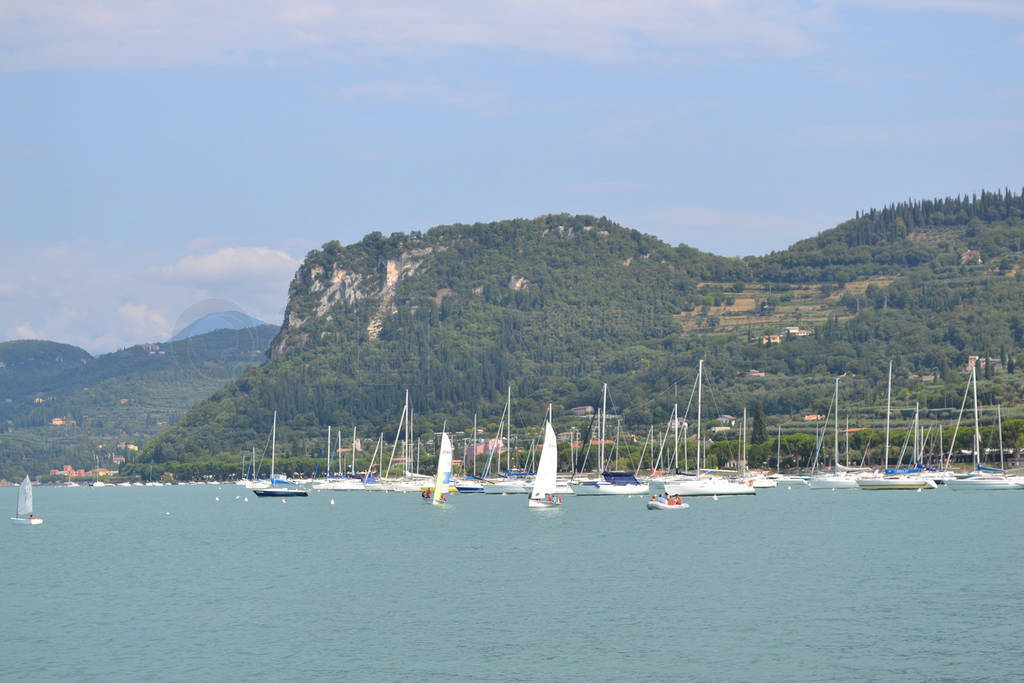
[948,368,1020,491]
[11,475,42,525]
[809,374,860,490]
[529,415,563,508]
[253,411,309,498]
[858,362,936,490]
[663,361,754,497]
[570,384,649,496]
[425,431,454,506]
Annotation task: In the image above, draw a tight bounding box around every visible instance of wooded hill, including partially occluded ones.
[136,189,1024,477]
[0,326,277,480]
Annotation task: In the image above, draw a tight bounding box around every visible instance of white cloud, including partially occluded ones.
[151,247,300,285]
[0,1,829,71]
[0,240,296,354]
[843,0,1024,19]
[118,303,171,340]
[335,81,507,113]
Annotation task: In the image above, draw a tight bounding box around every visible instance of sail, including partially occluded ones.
[17,475,33,517]
[530,421,558,499]
[432,432,453,504]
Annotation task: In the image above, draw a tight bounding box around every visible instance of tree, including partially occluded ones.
[751,401,767,444]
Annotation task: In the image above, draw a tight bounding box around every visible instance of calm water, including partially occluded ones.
[4,484,1022,681]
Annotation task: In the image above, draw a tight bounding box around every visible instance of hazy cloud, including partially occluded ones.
[1,1,829,71]
[151,247,300,285]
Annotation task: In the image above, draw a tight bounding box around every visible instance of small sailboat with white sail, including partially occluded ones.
[423,431,454,506]
[528,411,563,509]
[253,411,309,498]
[11,475,42,525]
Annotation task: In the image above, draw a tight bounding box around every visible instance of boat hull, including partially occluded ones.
[11,517,43,525]
[807,475,859,489]
[253,488,309,497]
[856,477,937,490]
[528,496,562,508]
[646,500,689,510]
[946,477,1021,491]
[570,482,649,496]
[662,479,754,496]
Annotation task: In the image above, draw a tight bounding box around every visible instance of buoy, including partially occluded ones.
[831,488,836,491]
[215,496,219,501]
[282,499,287,503]
[165,511,170,516]
[244,497,248,502]
[712,494,718,501]
[330,499,335,505]
[235,495,240,499]
[787,485,792,490]
[917,488,922,492]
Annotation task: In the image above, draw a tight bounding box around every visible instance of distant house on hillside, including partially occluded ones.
[761,334,782,345]
[715,415,736,426]
[570,406,595,417]
[966,355,1002,372]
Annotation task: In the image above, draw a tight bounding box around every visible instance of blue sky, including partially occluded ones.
[2,1,1023,353]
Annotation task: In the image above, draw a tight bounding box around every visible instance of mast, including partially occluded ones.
[741,407,747,475]
[405,390,411,477]
[885,360,892,470]
[998,404,1005,472]
[326,424,331,479]
[833,375,840,469]
[270,410,277,480]
[777,425,782,472]
[473,413,478,477]
[697,360,703,476]
[351,426,356,477]
[600,383,608,473]
[507,385,512,474]
[971,365,980,470]
[673,402,679,471]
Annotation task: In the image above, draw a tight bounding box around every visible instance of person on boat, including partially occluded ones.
[439,493,447,503]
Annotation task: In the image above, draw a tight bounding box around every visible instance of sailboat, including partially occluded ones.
[857,362,936,490]
[11,475,42,525]
[808,373,860,489]
[947,367,1021,491]
[253,411,309,497]
[663,361,754,497]
[424,431,454,506]
[529,415,563,508]
[570,384,649,496]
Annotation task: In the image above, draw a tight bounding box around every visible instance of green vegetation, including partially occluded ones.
[135,190,1024,477]
[0,326,277,480]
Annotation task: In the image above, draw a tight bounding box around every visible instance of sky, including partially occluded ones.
[1,0,1023,354]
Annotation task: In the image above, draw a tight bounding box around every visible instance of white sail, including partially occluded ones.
[530,421,558,499]
[432,432,453,504]
[18,475,33,517]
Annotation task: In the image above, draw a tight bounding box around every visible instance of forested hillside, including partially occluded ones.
[138,190,1024,477]
[0,326,277,480]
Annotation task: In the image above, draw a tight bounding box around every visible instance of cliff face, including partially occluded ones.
[271,245,440,359]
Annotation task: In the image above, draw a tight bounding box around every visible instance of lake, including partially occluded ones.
[4,484,1021,681]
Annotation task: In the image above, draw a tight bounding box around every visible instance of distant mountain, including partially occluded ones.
[170,310,269,342]
[0,325,278,480]
[141,191,1024,477]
